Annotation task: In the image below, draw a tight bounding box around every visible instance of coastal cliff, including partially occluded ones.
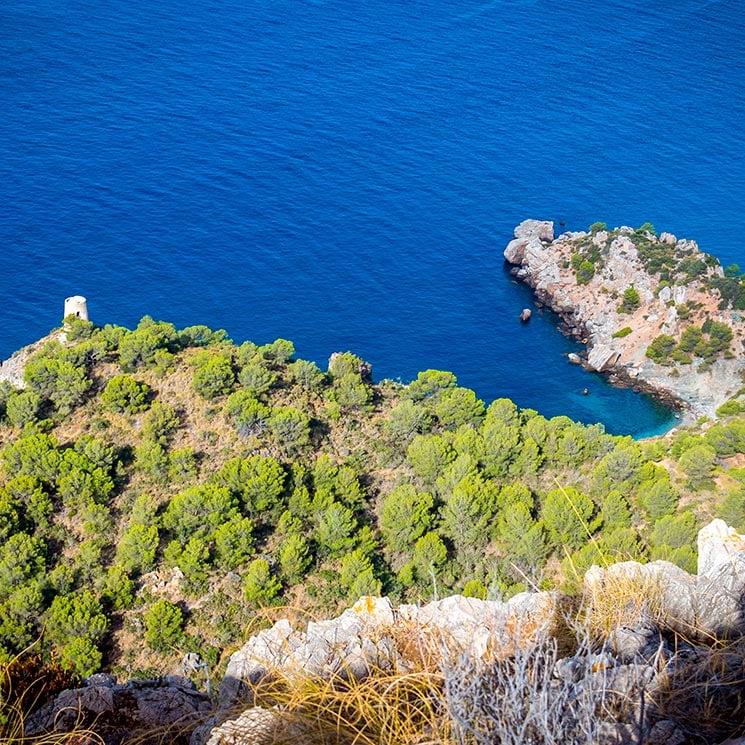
[504,220,745,419]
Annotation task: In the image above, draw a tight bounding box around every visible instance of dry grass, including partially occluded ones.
[0,649,102,745]
[580,566,667,643]
[248,667,449,745]
[653,638,745,743]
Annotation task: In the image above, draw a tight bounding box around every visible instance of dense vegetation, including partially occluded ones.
[0,315,744,682]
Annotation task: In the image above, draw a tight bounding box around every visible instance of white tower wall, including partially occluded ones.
[64,296,89,321]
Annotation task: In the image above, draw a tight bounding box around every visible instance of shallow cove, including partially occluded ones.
[495,265,676,438]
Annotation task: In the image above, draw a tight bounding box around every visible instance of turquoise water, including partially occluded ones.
[1,0,743,437]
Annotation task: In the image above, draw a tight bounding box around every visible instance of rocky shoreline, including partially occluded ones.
[504,220,745,422]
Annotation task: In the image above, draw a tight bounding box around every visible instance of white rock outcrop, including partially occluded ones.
[503,220,745,419]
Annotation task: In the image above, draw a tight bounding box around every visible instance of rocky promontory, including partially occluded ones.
[504,220,745,419]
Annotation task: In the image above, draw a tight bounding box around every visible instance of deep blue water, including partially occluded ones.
[1,0,744,437]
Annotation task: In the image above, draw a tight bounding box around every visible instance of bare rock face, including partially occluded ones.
[696,519,745,638]
[503,219,555,265]
[587,344,622,373]
[26,675,212,745]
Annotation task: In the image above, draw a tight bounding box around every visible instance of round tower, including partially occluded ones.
[63,295,89,321]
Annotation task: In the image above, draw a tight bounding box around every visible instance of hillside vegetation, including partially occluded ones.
[1,315,744,681]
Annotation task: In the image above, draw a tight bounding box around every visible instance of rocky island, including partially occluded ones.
[504,220,745,420]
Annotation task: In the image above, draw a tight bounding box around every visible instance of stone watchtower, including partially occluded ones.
[63,295,89,321]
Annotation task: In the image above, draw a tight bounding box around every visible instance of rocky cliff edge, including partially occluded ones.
[29,519,745,745]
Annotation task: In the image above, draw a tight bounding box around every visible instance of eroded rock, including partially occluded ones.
[26,676,212,745]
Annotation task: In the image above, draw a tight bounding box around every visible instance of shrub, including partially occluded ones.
[24,358,92,415]
[646,334,676,364]
[237,361,276,396]
[678,256,708,278]
[118,317,178,371]
[144,599,184,653]
[192,355,235,399]
[5,391,43,429]
[611,327,632,339]
[44,590,108,677]
[678,444,718,489]
[101,374,150,414]
[179,324,230,347]
[618,286,640,313]
[243,559,282,605]
[143,401,180,444]
[575,259,595,284]
[717,400,745,417]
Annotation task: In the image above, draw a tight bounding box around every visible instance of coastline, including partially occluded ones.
[504,220,745,423]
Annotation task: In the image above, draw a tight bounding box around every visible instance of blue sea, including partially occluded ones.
[1,0,744,437]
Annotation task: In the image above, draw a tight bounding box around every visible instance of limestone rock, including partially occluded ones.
[696,519,745,638]
[219,618,301,705]
[605,614,665,664]
[503,219,554,264]
[587,344,621,372]
[201,706,308,745]
[515,218,555,243]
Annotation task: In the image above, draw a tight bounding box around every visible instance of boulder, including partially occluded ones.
[514,218,554,244]
[587,344,621,372]
[696,519,745,638]
[26,677,212,745]
[200,706,310,745]
[503,219,554,264]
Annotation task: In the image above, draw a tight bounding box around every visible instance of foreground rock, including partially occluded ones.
[29,520,745,745]
[26,674,212,745]
[504,220,745,419]
[216,591,556,709]
[202,519,745,745]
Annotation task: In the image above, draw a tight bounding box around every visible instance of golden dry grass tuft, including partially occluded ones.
[580,566,666,643]
[247,665,450,745]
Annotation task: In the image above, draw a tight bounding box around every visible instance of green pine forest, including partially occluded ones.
[1,314,745,681]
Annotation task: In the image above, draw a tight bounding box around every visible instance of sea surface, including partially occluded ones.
[1,0,744,437]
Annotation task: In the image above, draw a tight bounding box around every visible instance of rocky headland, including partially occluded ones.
[504,220,745,420]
